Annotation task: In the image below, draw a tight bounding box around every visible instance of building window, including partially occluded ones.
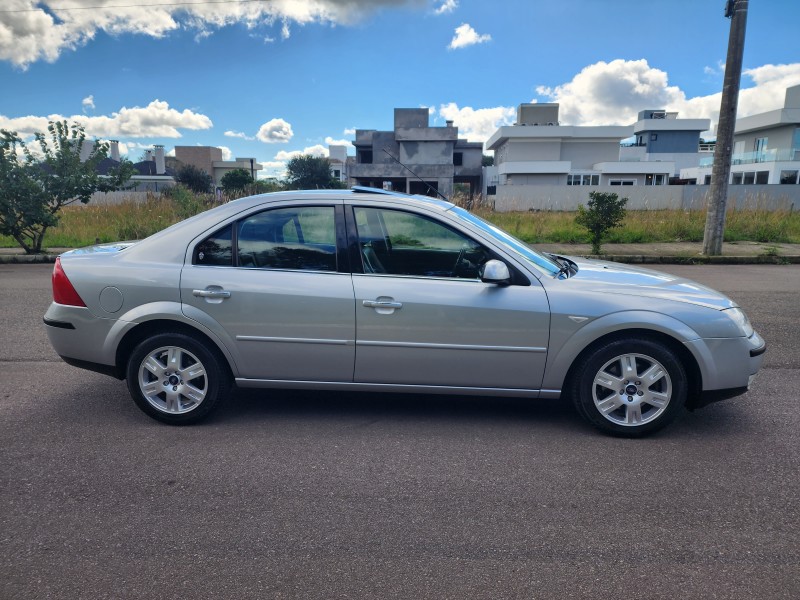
[754,137,768,162]
[453,152,463,166]
[610,180,635,186]
[567,174,599,185]
[487,185,496,195]
[780,170,799,184]
[704,175,712,185]
[645,174,666,186]
[650,133,658,141]
[333,169,341,178]
[756,171,769,184]
[732,172,743,185]
[743,172,755,185]
[358,150,373,164]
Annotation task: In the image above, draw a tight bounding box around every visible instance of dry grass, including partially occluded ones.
[2,193,799,250]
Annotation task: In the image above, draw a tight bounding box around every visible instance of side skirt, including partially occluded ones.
[235,378,557,399]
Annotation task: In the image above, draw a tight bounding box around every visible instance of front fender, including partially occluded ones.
[542,310,704,392]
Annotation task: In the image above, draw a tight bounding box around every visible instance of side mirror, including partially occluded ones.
[479,260,511,286]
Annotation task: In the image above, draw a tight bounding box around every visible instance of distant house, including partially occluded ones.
[621,109,711,179]
[682,84,800,185]
[349,108,483,198]
[173,146,263,188]
[328,145,349,183]
[484,103,714,206]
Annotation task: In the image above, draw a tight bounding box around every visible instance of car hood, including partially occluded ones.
[562,256,737,310]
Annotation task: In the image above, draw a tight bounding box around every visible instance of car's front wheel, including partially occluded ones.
[126,333,231,425]
[570,338,687,437]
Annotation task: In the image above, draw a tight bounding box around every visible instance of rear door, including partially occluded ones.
[181,202,356,381]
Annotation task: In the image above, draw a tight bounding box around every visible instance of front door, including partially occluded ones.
[349,206,550,391]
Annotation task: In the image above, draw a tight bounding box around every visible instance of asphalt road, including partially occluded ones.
[1,263,798,599]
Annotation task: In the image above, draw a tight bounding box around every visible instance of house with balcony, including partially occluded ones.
[349,108,483,198]
[681,84,800,185]
[483,104,723,209]
[620,109,712,178]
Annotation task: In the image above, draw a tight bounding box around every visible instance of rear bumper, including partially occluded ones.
[43,303,121,375]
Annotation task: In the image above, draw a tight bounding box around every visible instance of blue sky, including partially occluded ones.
[2,0,799,177]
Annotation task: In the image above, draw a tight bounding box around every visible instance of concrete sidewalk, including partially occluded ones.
[2,241,800,265]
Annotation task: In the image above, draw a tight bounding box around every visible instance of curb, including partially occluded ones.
[0,254,62,264]
[575,254,800,265]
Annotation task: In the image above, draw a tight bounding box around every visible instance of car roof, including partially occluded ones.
[229,186,455,212]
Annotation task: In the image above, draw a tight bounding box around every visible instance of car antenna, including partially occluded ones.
[381,147,450,202]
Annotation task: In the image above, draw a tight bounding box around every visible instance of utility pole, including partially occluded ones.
[702,0,749,255]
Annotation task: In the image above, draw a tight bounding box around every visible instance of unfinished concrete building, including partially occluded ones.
[349,108,482,199]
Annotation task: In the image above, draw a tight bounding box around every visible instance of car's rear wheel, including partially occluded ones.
[126,333,231,425]
[570,338,687,437]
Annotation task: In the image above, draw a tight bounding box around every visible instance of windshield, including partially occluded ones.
[450,207,561,276]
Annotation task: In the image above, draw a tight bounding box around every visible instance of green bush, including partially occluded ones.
[575,192,628,254]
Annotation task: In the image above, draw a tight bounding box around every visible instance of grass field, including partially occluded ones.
[2,194,799,250]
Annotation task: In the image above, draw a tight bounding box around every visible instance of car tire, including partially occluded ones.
[126,332,231,425]
[570,337,687,437]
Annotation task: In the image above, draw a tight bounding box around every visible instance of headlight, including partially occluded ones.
[724,307,754,337]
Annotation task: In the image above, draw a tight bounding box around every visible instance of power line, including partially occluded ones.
[0,0,270,13]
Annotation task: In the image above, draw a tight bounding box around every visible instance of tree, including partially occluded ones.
[284,155,343,190]
[220,168,254,193]
[176,164,213,194]
[481,154,494,167]
[575,191,628,255]
[0,121,134,254]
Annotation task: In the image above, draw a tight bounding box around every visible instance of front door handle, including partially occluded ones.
[363,299,402,309]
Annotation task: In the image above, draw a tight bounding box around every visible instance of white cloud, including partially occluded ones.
[224,129,255,141]
[534,59,800,134]
[274,144,328,161]
[437,103,515,142]
[0,99,212,139]
[81,94,95,112]
[434,0,458,15]
[0,0,419,68]
[256,118,294,143]
[217,145,233,160]
[343,127,356,136]
[448,23,491,50]
[325,135,352,147]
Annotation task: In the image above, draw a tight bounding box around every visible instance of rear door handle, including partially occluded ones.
[193,287,231,302]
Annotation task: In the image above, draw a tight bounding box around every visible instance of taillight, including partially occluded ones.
[52,257,86,307]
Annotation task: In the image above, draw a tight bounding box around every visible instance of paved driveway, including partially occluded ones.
[1,263,798,599]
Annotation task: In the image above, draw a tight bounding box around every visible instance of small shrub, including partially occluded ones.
[575,191,628,254]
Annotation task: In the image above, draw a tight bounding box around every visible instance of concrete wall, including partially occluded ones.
[174,146,222,179]
[502,140,561,162]
[735,125,796,155]
[562,140,620,169]
[394,108,428,129]
[492,184,800,212]
[400,140,453,165]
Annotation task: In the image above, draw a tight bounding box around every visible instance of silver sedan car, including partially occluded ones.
[44,187,765,436]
